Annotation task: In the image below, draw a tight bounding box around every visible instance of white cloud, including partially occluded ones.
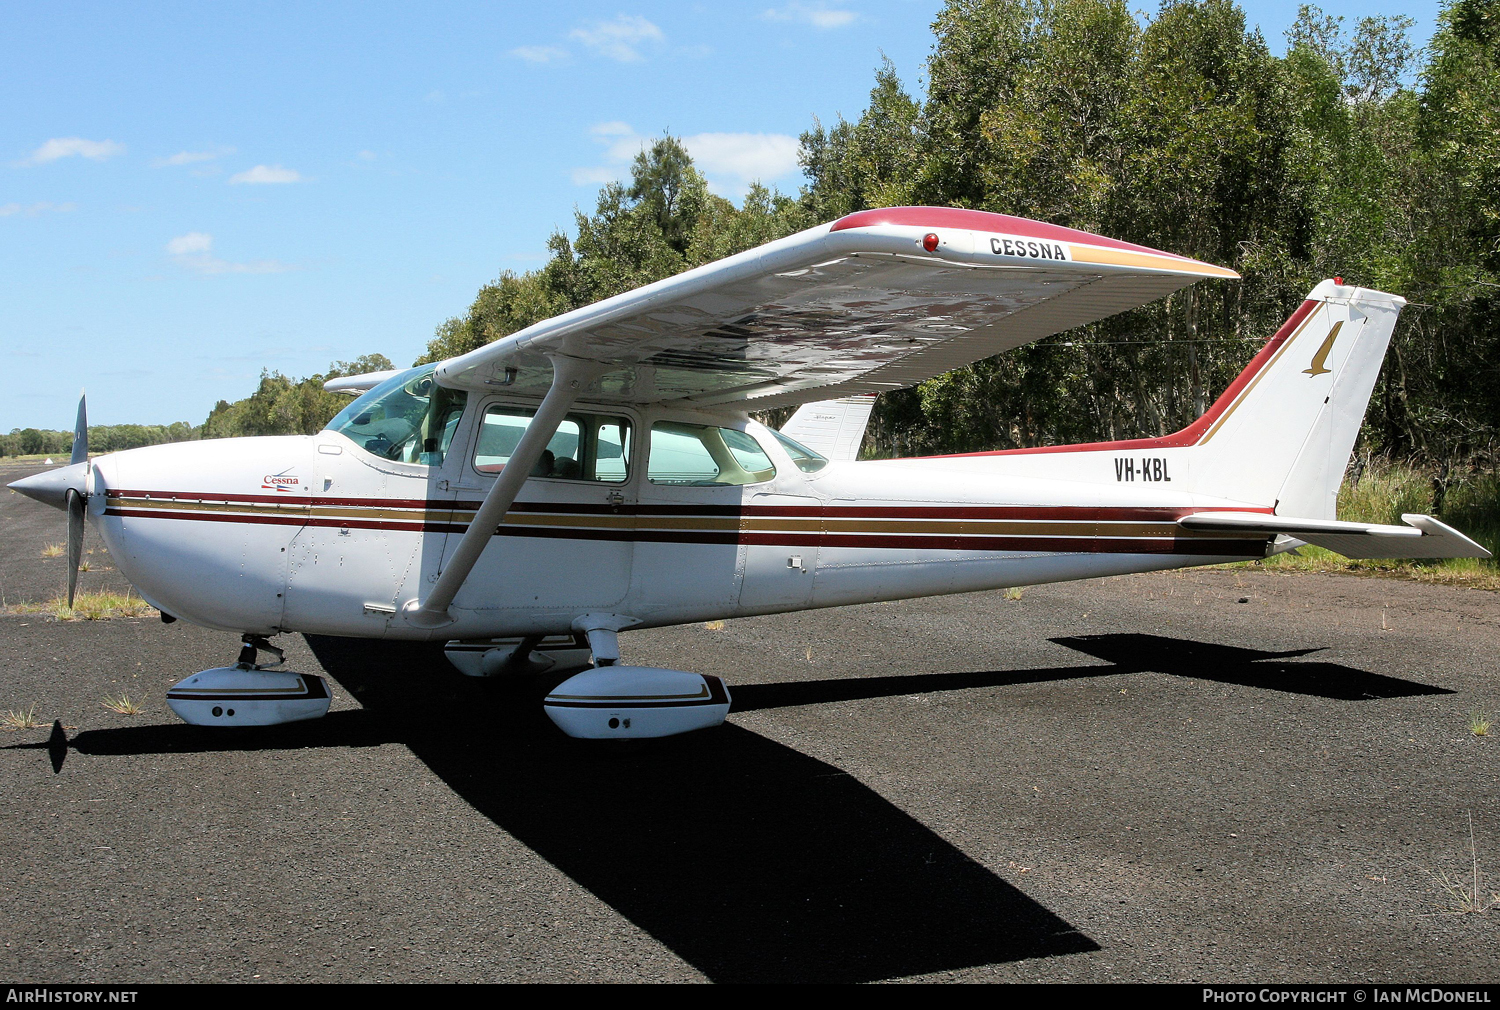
[764,3,858,29]
[23,137,126,165]
[356,150,378,161]
[166,231,213,255]
[573,122,649,184]
[229,164,303,185]
[155,146,234,167]
[511,45,570,64]
[573,123,802,197]
[569,15,664,62]
[0,201,78,217]
[166,231,292,274]
[683,133,802,188]
[571,165,622,186]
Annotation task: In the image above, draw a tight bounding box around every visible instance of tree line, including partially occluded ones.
[0,355,393,458]
[425,0,1500,475]
[14,0,1496,478]
[0,422,200,458]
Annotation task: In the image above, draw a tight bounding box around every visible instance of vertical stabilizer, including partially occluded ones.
[1185,281,1405,516]
[780,394,877,461]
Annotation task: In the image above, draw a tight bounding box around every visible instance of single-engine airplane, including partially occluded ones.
[12,206,1491,738]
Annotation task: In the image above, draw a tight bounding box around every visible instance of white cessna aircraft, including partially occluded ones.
[12,207,1490,738]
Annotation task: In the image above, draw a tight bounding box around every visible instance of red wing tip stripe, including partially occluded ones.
[829,206,1200,261]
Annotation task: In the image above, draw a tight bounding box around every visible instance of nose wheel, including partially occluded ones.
[165,634,330,727]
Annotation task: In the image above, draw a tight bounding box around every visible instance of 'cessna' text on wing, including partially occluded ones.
[990,236,1071,261]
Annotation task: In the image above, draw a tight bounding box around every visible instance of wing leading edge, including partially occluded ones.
[434,207,1238,410]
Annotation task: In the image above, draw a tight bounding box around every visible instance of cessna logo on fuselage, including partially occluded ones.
[990,236,1071,261]
[262,473,300,492]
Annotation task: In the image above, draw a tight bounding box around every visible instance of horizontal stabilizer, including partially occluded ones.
[1178,512,1492,559]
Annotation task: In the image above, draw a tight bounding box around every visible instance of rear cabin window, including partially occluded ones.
[648,422,776,486]
[472,406,631,482]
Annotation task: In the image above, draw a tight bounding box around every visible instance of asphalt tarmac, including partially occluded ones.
[2,461,1497,983]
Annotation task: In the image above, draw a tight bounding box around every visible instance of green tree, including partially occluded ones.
[201,354,394,439]
[419,136,809,365]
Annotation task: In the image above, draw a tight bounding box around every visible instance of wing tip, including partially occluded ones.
[831,206,1238,280]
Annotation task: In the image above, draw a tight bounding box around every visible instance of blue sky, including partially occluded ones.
[1,0,1440,431]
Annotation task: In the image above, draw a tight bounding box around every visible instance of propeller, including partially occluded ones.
[66,488,85,607]
[8,391,90,606]
[70,392,88,466]
[66,392,87,607]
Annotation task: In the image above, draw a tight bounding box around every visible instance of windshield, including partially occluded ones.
[769,429,829,473]
[324,364,468,465]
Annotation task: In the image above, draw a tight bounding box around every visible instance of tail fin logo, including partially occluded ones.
[1303,321,1343,377]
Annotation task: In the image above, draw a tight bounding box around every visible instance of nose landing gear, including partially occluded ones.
[165,634,331,727]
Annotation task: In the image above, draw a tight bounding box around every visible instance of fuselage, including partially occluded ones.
[84,399,1271,642]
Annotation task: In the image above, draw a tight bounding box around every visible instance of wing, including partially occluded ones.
[434,207,1238,410]
[1178,512,1492,559]
[323,370,402,395]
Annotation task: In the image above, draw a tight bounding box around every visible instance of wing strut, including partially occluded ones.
[404,354,610,628]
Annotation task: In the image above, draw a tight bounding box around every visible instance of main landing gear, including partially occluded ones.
[445,627,733,739]
[161,628,731,739]
[164,634,332,727]
[539,625,731,740]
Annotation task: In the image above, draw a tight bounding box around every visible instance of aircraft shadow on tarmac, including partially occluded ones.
[731,632,1453,711]
[38,636,1101,984]
[23,632,1446,982]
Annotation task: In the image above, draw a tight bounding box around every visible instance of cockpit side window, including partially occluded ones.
[472,405,632,483]
[647,422,776,486]
[324,364,468,466]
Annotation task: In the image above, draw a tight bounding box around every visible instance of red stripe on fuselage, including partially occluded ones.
[104,490,1271,523]
[104,504,1269,557]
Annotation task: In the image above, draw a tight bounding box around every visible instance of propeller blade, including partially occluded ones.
[70,392,88,466]
[66,488,84,608]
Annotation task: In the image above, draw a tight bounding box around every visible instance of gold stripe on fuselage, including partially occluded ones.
[106,496,1249,540]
